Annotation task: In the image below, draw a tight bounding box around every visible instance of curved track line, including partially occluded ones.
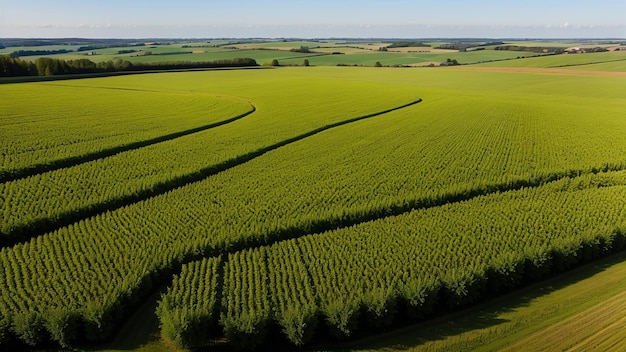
[0,95,256,184]
[1,98,421,248]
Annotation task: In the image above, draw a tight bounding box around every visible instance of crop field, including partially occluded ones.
[0,87,253,179]
[1,57,626,351]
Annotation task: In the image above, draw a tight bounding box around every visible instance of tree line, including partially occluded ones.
[9,49,73,58]
[494,45,567,54]
[0,55,258,77]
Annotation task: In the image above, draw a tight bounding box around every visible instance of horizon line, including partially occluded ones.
[2,36,625,40]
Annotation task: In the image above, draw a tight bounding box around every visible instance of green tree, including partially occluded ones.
[303,59,310,67]
[271,59,280,67]
[374,61,383,67]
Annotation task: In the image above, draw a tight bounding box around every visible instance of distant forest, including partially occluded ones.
[0,56,258,77]
[0,38,149,47]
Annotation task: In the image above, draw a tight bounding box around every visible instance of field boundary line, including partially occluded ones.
[549,57,626,69]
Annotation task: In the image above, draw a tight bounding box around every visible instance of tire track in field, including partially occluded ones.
[1,98,422,248]
[0,96,257,184]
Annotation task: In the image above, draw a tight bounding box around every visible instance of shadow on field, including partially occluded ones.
[320,250,626,351]
[101,286,166,352]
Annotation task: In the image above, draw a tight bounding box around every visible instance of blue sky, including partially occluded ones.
[1,0,624,38]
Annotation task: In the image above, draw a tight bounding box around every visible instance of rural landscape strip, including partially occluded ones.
[1,98,422,248]
[0,100,256,184]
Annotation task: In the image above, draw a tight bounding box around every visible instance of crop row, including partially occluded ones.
[158,171,626,349]
[0,84,254,181]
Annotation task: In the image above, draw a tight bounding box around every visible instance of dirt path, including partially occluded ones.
[446,66,626,77]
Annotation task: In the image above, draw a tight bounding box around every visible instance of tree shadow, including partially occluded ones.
[316,250,626,351]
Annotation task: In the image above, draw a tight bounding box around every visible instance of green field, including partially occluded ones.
[1,49,626,351]
[562,60,626,72]
[0,87,253,178]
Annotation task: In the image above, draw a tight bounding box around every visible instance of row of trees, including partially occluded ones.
[264,58,310,66]
[494,45,567,53]
[386,41,430,48]
[9,49,72,58]
[0,55,258,77]
[0,55,37,76]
